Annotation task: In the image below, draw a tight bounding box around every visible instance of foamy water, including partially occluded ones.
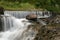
[0,14,37,40]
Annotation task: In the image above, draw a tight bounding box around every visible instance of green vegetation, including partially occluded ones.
[0,1,35,10]
[0,0,60,12]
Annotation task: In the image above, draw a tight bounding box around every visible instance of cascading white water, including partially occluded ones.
[0,12,37,40]
[4,11,51,18]
[4,11,36,18]
[0,11,51,40]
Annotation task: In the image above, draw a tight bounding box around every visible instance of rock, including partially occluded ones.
[54,15,60,23]
[0,6,4,15]
[26,14,37,21]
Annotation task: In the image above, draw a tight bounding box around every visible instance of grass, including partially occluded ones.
[0,1,36,10]
[0,1,45,11]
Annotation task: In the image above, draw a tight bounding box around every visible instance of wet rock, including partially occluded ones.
[34,25,59,40]
[54,36,60,40]
[26,14,37,21]
[54,15,60,23]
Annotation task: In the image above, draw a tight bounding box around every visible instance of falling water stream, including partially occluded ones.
[0,11,51,40]
[0,11,38,40]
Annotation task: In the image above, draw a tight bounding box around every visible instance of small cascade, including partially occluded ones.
[4,11,37,18]
[4,11,51,18]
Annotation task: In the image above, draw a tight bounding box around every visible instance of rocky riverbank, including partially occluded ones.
[28,15,60,40]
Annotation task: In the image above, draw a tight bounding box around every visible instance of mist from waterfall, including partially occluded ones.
[0,11,37,40]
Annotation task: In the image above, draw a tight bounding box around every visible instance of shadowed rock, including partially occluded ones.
[0,6,4,31]
[0,6,4,15]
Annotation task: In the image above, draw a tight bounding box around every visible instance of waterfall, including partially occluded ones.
[0,11,37,40]
[0,11,51,40]
[4,11,37,18]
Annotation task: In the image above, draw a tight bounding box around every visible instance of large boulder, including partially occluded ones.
[26,14,37,20]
